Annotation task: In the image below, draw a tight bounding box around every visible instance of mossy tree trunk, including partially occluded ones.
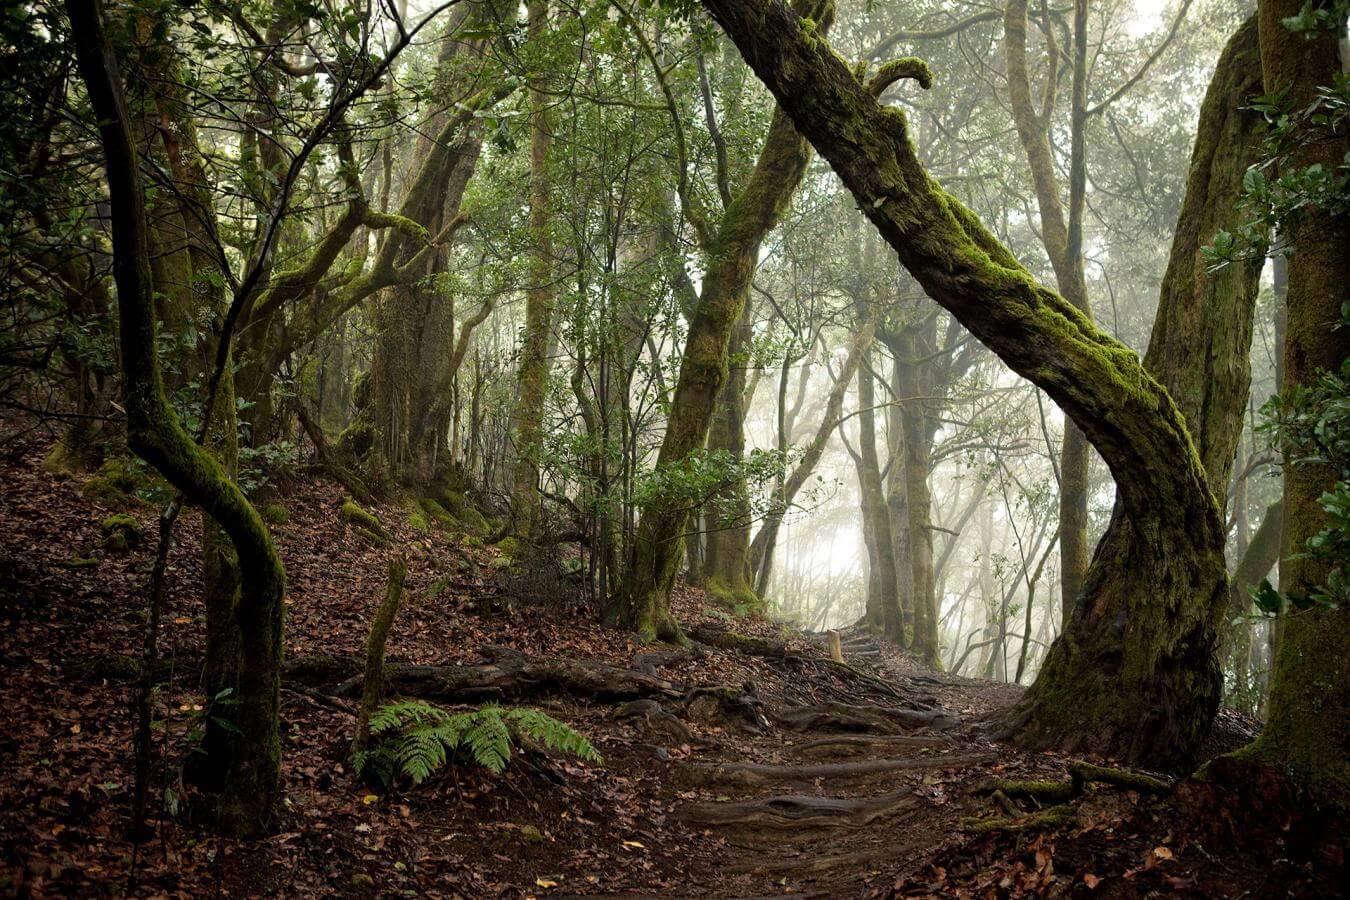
[699,0,1257,770]
[1002,16,1266,768]
[703,304,759,610]
[510,0,559,542]
[611,1,830,641]
[1231,0,1349,806]
[69,0,286,834]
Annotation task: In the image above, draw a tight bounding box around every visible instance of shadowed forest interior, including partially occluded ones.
[0,0,1346,895]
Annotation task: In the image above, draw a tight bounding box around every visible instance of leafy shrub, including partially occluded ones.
[353,700,601,787]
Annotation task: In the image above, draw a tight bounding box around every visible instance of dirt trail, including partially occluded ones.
[5,429,1326,899]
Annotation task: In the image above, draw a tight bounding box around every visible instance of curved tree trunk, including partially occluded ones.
[1002,16,1266,768]
[699,0,1257,770]
[69,0,286,834]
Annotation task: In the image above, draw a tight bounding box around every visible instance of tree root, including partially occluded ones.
[773,701,959,734]
[681,753,994,787]
[788,734,952,758]
[959,804,1078,834]
[611,699,694,746]
[683,684,772,732]
[286,645,681,703]
[681,789,920,831]
[964,761,1173,835]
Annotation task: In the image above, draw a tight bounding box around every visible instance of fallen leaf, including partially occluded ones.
[535,877,558,888]
[1083,873,1100,888]
[1153,846,1174,861]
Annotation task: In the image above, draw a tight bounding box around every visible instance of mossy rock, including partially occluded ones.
[57,555,100,569]
[406,500,431,533]
[340,499,386,537]
[336,421,376,460]
[82,458,148,509]
[496,536,522,559]
[456,505,490,537]
[101,514,142,553]
[440,490,467,516]
[419,498,457,530]
[259,503,289,525]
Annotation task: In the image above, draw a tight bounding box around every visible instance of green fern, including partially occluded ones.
[355,700,601,786]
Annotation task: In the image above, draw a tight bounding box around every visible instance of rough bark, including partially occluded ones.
[68,0,286,834]
[856,356,905,641]
[1003,17,1266,768]
[699,0,1245,770]
[351,558,408,761]
[1233,0,1349,807]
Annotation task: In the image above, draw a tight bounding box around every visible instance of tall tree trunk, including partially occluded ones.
[856,355,905,641]
[611,1,830,641]
[1003,0,1093,616]
[510,0,558,541]
[699,0,1258,770]
[704,305,758,609]
[1232,0,1349,805]
[68,0,285,834]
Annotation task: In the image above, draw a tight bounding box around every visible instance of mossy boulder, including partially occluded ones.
[82,458,147,509]
[496,536,522,560]
[101,514,142,552]
[261,503,289,525]
[336,421,376,460]
[406,499,431,533]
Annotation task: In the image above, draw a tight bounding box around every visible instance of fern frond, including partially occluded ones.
[507,708,602,763]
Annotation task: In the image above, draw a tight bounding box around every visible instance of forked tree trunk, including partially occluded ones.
[611,0,831,641]
[699,0,1257,770]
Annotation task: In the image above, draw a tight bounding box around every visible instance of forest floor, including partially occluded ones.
[0,423,1342,898]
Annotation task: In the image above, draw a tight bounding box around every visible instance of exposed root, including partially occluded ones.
[611,699,693,746]
[1069,761,1172,793]
[788,734,952,758]
[681,790,920,831]
[773,701,959,734]
[959,804,1078,834]
[973,778,1078,804]
[286,645,681,703]
[683,684,772,732]
[681,753,994,787]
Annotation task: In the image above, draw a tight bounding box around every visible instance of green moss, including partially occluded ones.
[406,500,431,532]
[340,499,386,537]
[261,503,289,525]
[496,536,522,559]
[440,490,466,516]
[336,421,376,460]
[705,577,761,616]
[58,555,100,568]
[456,505,490,537]
[100,513,141,552]
[82,458,148,509]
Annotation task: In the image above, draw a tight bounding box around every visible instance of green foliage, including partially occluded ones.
[1204,74,1350,269]
[353,701,601,787]
[261,503,289,525]
[1253,359,1350,614]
